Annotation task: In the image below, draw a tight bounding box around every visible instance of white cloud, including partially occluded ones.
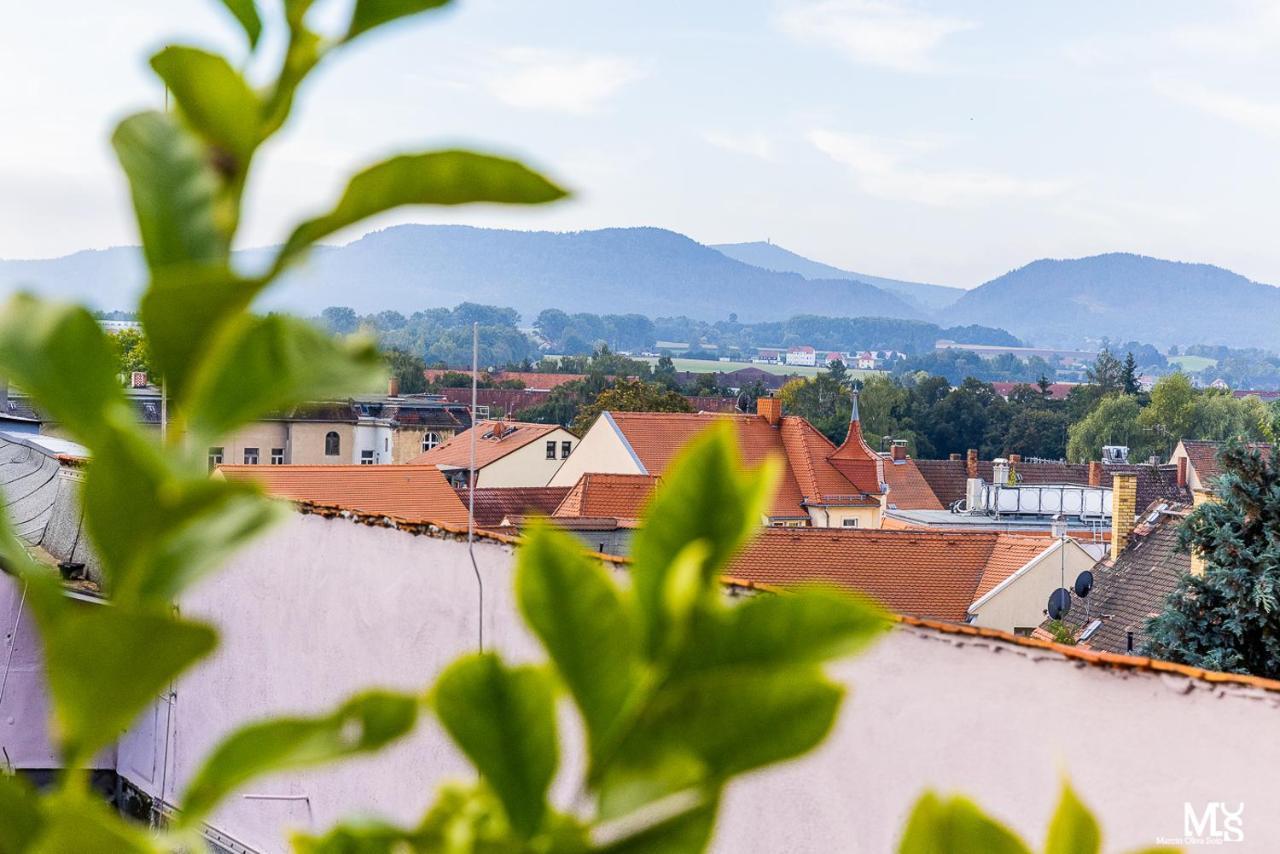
[1153,77,1280,137]
[701,130,776,160]
[778,0,974,72]
[486,48,643,115]
[808,130,1067,207]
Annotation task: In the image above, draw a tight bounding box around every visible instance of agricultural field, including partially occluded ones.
[637,356,883,379]
[1168,355,1217,372]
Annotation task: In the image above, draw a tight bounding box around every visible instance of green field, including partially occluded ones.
[1168,355,1217,372]
[637,356,883,379]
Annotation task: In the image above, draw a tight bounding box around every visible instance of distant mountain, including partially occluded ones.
[712,241,964,311]
[949,253,1280,350]
[0,226,926,325]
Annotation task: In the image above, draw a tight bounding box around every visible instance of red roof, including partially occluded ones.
[881,457,944,510]
[990,381,1077,401]
[217,465,470,527]
[455,486,570,527]
[410,420,563,469]
[553,473,658,524]
[726,528,1051,622]
[1180,440,1273,488]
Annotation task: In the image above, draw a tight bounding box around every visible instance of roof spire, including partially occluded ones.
[849,388,860,426]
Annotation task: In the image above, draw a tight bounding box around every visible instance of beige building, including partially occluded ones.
[411,420,578,488]
[550,397,886,528]
[965,536,1098,633]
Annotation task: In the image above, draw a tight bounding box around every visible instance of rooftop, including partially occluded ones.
[553,472,659,525]
[410,420,564,470]
[454,486,571,528]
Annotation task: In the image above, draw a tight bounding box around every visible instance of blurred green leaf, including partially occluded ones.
[897,792,1031,854]
[292,817,418,854]
[630,423,779,657]
[150,46,260,161]
[632,668,842,780]
[80,429,282,602]
[181,691,420,823]
[1045,782,1100,854]
[672,587,886,677]
[276,151,566,269]
[433,654,557,839]
[345,0,452,42]
[593,798,717,854]
[138,264,257,405]
[112,112,226,269]
[28,586,216,765]
[217,0,262,49]
[31,789,157,854]
[515,523,638,760]
[184,314,383,440]
[0,773,44,854]
[0,296,130,442]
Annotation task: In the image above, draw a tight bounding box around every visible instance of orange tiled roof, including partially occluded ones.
[881,456,944,510]
[455,486,571,527]
[725,528,1052,622]
[410,420,562,469]
[827,411,883,497]
[217,464,470,527]
[554,473,659,523]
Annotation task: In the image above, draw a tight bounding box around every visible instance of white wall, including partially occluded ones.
[968,539,1098,633]
[478,428,576,487]
[548,416,643,487]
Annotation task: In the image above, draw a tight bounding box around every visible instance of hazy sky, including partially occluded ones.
[4,1,1280,287]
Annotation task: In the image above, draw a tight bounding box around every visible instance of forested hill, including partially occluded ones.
[712,241,964,312]
[949,253,1280,349]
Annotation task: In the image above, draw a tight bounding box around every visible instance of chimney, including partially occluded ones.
[949,453,961,461]
[966,449,978,479]
[130,371,148,389]
[1008,453,1021,480]
[388,375,401,397]
[1188,488,1218,576]
[1111,472,1138,556]
[1088,461,1102,487]
[891,444,906,462]
[758,397,781,427]
[1176,456,1188,490]
[1008,453,1021,464]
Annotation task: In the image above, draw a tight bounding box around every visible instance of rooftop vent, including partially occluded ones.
[1101,445,1130,465]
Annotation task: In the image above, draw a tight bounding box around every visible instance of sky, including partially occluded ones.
[4,1,1280,288]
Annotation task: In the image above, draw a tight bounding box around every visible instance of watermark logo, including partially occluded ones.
[1156,802,1244,845]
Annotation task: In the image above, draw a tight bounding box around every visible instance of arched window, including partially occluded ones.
[324,431,340,456]
[422,431,441,452]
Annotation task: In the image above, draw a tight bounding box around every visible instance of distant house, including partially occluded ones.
[412,420,578,488]
[785,345,817,367]
[1169,439,1272,494]
[855,351,877,370]
[989,381,1077,401]
[824,351,849,367]
[756,347,783,363]
[549,396,887,528]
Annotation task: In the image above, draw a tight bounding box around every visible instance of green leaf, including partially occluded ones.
[433,654,557,839]
[593,796,717,854]
[180,691,420,823]
[276,151,566,269]
[0,296,131,442]
[151,46,261,162]
[80,430,283,602]
[672,587,887,677]
[29,586,216,765]
[184,314,383,440]
[345,0,452,42]
[138,264,258,407]
[0,773,44,854]
[217,0,263,49]
[292,817,418,854]
[630,422,779,657]
[515,523,638,759]
[112,111,227,270]
[897,792,1031,854]
[632,668,842,779]
[30,789,157,854]
[1045,782,1101,854]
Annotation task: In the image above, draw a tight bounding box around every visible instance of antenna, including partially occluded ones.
[467,321,483,652]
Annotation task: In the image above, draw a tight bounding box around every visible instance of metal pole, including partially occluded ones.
[468,322,483,652]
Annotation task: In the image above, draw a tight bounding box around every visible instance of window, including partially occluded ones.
[422,431,441,452]
[841,518,858,528]
[324,431,340,456]
[270,448,284,465]
[243,447,259,465]
[207,447,223,470]
[546,440,556,459]
[474,405,490,420]
[561,440,572,459]
[360,450,375,465]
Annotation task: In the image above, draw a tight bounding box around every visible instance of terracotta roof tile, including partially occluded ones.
[914,459,1096,507]
[725,528,1051,622]
[217,464,470,527]
[554,473,658,523]
[455,486,570,528]
[410,420,562,469]
[881,457,944,510]
[1181,440,1272,489]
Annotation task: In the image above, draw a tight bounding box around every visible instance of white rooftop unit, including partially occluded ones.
[964,477,1112,521]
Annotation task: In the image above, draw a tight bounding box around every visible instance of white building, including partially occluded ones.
[785,346,817,367]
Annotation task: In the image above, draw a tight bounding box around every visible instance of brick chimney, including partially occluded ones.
[966,448,978,479]
[891,444,907,461]
[1111,472,1138,556]
[1088,461,1102,487]
[1176,456,1188,490]
[758,397,781,427]
[1188,488,1218,576]
[388,375,401,397]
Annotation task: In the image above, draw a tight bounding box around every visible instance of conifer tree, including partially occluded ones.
[1145,443,1280,677]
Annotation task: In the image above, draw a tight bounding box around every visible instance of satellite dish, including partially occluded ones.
[1047,587,1072,620]
[1074,570,1095,598]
